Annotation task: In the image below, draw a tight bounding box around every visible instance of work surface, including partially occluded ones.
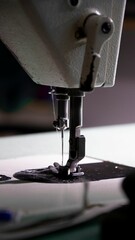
[1,123,135,211]
[0,123,135,238]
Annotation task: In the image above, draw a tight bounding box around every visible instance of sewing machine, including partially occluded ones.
[1,1,135,239]
[0,0,127,179]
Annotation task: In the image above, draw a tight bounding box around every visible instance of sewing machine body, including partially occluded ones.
[0,0,126,89]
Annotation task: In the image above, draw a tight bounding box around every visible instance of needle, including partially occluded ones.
[61,129,64,166]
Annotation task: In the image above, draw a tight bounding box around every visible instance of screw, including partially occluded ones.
[101,22,111,34]
[69,0,79,7]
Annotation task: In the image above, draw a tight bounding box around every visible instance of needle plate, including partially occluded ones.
[13,161,135,183]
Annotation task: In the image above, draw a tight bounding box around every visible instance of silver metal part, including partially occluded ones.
[51,88,69,167]
[61,129,64,166]
[51,89,85,176]
[66,90,85,175]
[0,0,126,89]
[52,89,69,131]
[80,13,114,91]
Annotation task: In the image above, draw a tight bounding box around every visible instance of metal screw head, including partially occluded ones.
[68,0,79,7]
[101,22,112,34]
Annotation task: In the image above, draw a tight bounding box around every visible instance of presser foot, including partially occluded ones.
[48,162,84,178]
[13,162,84,183]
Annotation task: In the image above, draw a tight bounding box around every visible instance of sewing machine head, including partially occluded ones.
[0,0,127,181]
[0,0,126,89]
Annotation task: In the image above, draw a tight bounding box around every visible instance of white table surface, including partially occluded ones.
[0,123,135,218]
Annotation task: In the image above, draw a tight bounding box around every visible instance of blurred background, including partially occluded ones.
[0,0,135,136]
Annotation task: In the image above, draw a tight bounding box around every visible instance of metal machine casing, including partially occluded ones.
[0,0,126,89]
